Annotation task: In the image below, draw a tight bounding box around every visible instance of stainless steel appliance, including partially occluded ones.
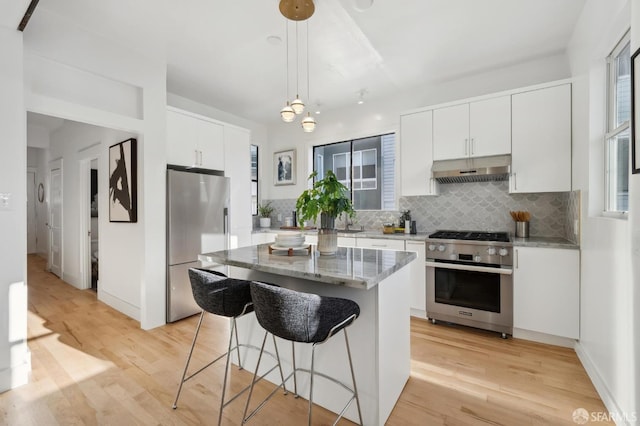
[425,230,513,338]
[431,154,511,183]
[166,167,230,322]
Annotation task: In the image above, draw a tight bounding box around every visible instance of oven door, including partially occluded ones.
[426,260,513,334]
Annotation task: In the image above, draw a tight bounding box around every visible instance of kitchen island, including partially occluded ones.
[200,244,416,426]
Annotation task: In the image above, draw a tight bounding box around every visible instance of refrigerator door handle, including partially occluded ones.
[223,207,229,249]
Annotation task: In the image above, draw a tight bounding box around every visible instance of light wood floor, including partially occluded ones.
[0,255,610,425]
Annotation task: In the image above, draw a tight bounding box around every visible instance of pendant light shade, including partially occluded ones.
[279,0,315,21]
[291,96,305,114]
[281,102,296,122]
[301,112,316,132]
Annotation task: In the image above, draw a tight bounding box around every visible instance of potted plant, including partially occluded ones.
[296,170,355,255]
[258,202,274,228]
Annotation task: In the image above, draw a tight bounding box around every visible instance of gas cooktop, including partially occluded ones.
[428,230,510,243]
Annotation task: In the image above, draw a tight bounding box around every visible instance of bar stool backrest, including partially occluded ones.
[188,268,253,318]
[250,281,360,344]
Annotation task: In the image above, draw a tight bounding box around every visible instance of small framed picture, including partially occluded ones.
[274,149,296,185]
[108,138,137,222]
[632,46,640,174]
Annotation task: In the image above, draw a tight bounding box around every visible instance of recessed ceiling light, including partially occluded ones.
[266,35,282,45]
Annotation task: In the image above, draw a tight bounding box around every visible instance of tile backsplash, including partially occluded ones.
[259,181,580,240]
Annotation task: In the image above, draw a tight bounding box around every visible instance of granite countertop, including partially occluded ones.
[510,236,579,249]
[200,244,417,290]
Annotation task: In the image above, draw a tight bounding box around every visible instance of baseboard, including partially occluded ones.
[98,289,140,322]
[410,308,427,319]
[575,342,631,426]
[512,328,576,348]
[0,349,31,393]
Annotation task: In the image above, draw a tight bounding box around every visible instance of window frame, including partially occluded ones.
[312,133,395,211]
[604,30,630,216]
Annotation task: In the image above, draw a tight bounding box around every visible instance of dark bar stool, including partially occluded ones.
[173,268,286,426]
[243,281,363,426]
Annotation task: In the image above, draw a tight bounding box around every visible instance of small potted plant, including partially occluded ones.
[296,170,355,255]
[258,202,274,228]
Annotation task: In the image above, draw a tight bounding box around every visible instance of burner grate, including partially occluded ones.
[428,230,509,243]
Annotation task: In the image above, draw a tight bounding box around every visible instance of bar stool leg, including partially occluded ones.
[308,344,316,426]
[173,310,205,409]
[242,331,268,424]
[234,318,243,369]
[344,328,363,425]
[218,316,238,426]
[272,335,288,395]
[291,342,299,397]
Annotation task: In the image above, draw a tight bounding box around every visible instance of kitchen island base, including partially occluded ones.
[230,264,411,426]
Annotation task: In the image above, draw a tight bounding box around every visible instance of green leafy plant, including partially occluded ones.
[296,170,355,226]
[257,202,274,218]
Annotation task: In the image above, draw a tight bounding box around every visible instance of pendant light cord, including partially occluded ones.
[295,21,300,97]
[285,20,290,100]
[306,20,310,102]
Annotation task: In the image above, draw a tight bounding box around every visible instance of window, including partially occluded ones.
[313,134,395,210]
[250,144,258,215]
[605,31,630,213]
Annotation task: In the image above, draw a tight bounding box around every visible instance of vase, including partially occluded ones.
[317,214,338,255]
[259,217,271,228]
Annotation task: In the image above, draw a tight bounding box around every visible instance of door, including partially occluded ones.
[433,103,469,160]
[26,170,37,254]
[49,160,63,277]
[469,96,511,157]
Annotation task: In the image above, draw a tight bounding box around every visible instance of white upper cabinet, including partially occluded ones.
[511,84,571,193]
[433,95,511,161]
[167,108,224,171]
[400,110,439,196]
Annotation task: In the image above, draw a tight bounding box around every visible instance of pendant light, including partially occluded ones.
[290,22,305,115]
[301,21,316,132]
[280,21,296,122]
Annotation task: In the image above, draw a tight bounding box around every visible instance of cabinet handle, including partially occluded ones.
[515,249,519,269]
[464,138,468,156]
[471,138,475,155]
[199,150,203,166]
[513,172,517,191]
[372,244,387,247]
[194,150,199,166]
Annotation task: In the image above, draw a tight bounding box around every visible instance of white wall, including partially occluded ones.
[0,26,29,392]
[48,121,142,318]
[264,52,571,199]
[567,0,637,422]
[24,8,168,329]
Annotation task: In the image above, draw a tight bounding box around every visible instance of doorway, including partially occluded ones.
[90,161,99,290]
[26,169,37,254]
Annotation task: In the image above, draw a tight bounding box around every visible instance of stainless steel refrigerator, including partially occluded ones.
[166,167,230,322]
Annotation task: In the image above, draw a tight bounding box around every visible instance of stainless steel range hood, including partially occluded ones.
[432,154,511,184]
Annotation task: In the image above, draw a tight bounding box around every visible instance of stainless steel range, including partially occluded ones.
[425,230,513,338]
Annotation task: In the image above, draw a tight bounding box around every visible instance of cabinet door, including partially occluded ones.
[469,96,511,157]
[167,109,198,167]
[400,111,438,196]
[251,232,277,245]
[224,126,252,244]
[405,240,426,315]
[338,236,356,247]
[198,119,225,171]
[511,84,571,193]
[433,103,469,160]
[513,247,579,339]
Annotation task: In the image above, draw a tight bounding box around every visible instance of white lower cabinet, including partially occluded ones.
[405,241,426,317]
[513,247,579,339]
[251,232,277,245]
[355,238,405,250]
[337,236,355,247]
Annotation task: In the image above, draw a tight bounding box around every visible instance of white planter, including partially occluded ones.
[259,217,271,228]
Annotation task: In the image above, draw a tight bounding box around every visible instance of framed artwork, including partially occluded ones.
[632,46,640,174]
[274,149,296,185]
[108,138,137,222]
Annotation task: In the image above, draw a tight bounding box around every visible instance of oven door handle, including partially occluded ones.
[425,261,513,275]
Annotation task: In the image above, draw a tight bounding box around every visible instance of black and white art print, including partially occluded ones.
[274,149,296,185]
[108,138,137,222]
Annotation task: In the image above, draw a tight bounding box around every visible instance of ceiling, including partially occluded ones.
[27,0,586,125]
